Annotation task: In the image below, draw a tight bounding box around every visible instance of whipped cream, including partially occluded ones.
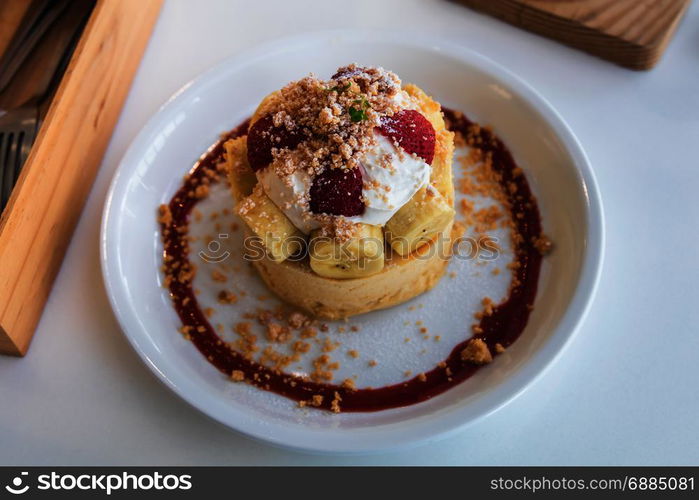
[350,132,430,226]
[257,131,430,233]
[257,167,319,234]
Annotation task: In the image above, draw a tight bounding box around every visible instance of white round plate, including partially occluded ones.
[101,31,604,454]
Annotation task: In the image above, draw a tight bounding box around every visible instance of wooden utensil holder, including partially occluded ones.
[0,0,163,355]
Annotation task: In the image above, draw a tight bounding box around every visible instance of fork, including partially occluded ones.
[0,0,92,214]
[0,107,39,212]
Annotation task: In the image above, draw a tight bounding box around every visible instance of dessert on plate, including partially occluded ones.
[158,62,549,413]
[224,65,456,319]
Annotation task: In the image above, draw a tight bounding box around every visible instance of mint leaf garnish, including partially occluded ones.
[349,97,370,122]
[325,82,351,93]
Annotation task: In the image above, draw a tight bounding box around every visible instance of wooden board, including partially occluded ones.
[0,0,163,356]
[455,0,691,70]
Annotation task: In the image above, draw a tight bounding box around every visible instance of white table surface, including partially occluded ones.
[2,0,698,466]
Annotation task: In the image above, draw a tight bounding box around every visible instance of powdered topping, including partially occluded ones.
[251,64,403,178]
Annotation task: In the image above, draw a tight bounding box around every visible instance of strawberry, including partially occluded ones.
[331,66,362,80]
[309,167,365,217]
[378,110,435,164]
[246,114,303,171]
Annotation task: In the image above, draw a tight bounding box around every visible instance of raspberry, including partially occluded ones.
[309,167,365,217]
[246,114,303,171]
[378,110,435,164]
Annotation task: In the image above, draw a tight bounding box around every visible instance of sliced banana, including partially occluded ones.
[224,136,257,202]
[236,185,304,262]
[430,128,455,205]
[251,91,281,124]
[309,224,385,279]
[385,185,455,257]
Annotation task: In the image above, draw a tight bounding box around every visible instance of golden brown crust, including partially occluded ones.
[224,136,256,202]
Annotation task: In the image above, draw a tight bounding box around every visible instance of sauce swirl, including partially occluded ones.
[159,109,544,412]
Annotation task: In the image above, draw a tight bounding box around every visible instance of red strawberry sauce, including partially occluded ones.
[159,109,544,412]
